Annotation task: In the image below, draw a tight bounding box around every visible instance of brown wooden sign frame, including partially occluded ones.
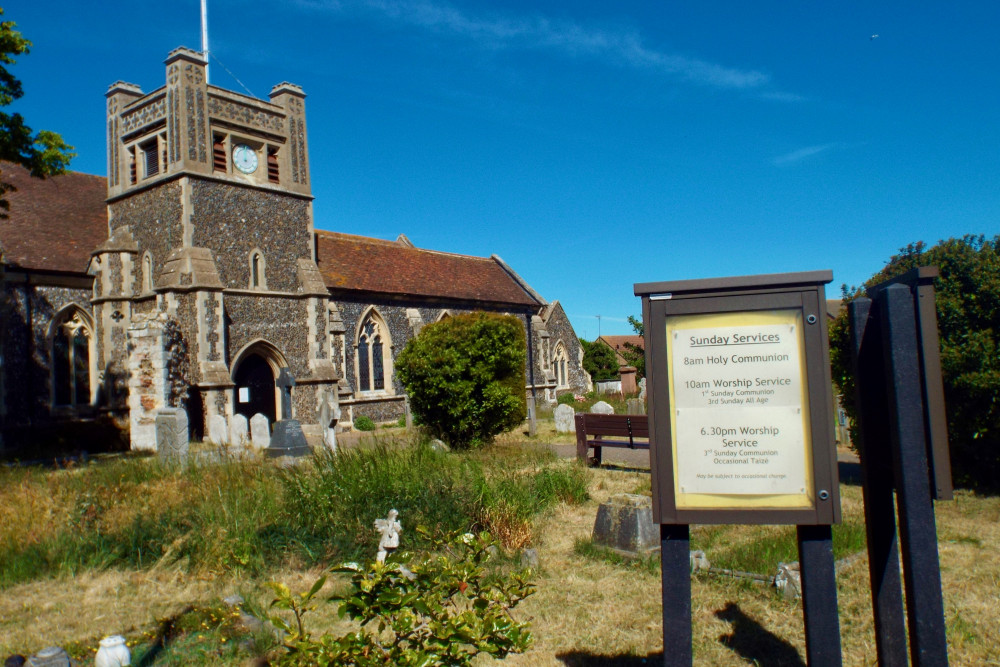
[635,270,841,526]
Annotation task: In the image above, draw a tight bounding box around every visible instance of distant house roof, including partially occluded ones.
[315,231,542,308]
[597,335,644,366]
[826,299,844,320]
[0,162,107,274]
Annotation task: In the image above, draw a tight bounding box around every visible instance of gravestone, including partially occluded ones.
[319,393,340,452]
[626,397,646,415]
[554,403,576,433]
[155,407,189,464]
[775,561,802,600]
[208,414,228,445]
[25,647,70,667]
[592,493,658,555]
[590,400,615,415]
[250,413,270,450]
[638,377,646,401]
[230,414,249,448]
[266,370,311,457]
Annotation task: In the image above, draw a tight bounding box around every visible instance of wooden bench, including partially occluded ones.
[575,413,649,466]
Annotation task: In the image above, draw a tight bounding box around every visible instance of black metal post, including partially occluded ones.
[880,284,949,665]
[660,523,691,667]
[797,525,842,666]
[848,297,908,666]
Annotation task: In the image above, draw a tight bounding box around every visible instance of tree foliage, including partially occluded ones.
[0,9,75,216]
[829,235,1000,491]
[395,312,527,449]
[579,338,618,381]
[622,315,646,378]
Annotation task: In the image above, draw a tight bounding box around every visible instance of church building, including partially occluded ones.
[0,48,590,453]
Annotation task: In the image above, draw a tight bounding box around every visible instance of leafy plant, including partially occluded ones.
[579,338,619,381]
[395,313,527,448]
[353,415,376,432]
[269,530,535,666]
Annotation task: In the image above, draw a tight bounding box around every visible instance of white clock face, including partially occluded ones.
[232,144,258,174]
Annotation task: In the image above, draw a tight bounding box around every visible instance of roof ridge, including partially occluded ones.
[316,229,495,262]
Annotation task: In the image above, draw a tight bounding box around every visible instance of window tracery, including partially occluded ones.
[356,310,392,394]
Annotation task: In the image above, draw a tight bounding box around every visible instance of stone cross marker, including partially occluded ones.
[208,414,228,445]
[250,413,270,450]
[155,407,189,464]
[554,403,576,433]
[267,369,310,458]
[230,414,249,448]
[275,368,295,420]
[590,400,615,415]
[374,509,402,563]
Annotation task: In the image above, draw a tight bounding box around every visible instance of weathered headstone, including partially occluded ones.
[155,407,189,464]
[592,493,658,555]
[690,550,711,573]
[319,394,340,452]
[520,548,540,569]
[267,420,310,458]
[554,403,576,433]
[208,414,228,445]
[25,647,70,667]
[266,370,311,457]
[590,400,615,415]
[775,561,802,600]
[638,377,646,401]
[230,414,249,448]
[626,397,646,415]
[250,413,270,450]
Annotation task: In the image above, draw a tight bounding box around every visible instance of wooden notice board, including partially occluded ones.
[635,271,841,526]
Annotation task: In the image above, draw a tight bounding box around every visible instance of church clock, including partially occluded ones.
[232,143,258,174]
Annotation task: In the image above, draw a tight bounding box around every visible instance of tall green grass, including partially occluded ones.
[0,438,589,588]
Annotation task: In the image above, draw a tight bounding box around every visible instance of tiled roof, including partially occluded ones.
[598,335,644,352]
[0,162,107,274]
[315,230,541,307]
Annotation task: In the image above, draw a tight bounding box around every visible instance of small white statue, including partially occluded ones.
[374,509,402,563]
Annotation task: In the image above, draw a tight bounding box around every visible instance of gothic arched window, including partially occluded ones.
[356,310,392,394]
[50,308,94,407]
[553,342,569,389]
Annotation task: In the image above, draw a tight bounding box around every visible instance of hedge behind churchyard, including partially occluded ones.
[829,235,1000,492]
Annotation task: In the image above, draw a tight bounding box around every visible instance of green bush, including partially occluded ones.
[829,235,1000,491]
[395,312,527,448]
[269,531,534,667]
[556,392,578,406]
[580,338,619,381]
[353,415,376,431]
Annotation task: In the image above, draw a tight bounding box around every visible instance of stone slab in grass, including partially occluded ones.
[592,493,658,556]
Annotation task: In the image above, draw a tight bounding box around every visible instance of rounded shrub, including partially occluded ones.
[395,312,527,448]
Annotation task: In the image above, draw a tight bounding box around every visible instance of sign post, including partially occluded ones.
[635,271,842,666]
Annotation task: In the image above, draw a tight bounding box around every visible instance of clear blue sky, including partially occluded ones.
[7,1,999,338]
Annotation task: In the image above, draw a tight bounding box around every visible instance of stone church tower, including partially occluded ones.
[92,47,338,448]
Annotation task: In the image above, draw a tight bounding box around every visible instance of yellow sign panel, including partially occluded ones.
[665,309,815,510]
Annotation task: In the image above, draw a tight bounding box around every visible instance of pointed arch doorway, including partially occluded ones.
[232,341,288,426]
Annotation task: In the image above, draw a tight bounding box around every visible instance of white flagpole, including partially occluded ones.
[201,0,210,83]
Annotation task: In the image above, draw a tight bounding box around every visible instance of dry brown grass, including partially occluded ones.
[1,460,997,665]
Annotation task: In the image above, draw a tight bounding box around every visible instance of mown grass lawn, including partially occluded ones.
[0,428,996,666]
